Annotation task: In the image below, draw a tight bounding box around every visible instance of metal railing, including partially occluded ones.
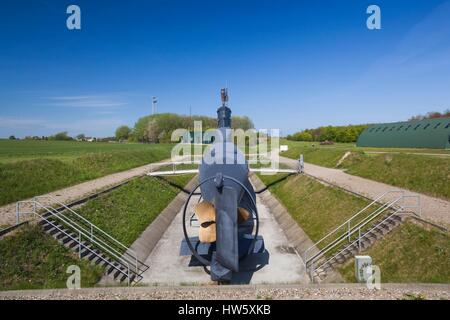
[303,191,421,279]
[16,196,141,285]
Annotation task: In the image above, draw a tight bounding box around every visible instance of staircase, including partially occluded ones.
[303,190,420,282]
[16,196,149,285]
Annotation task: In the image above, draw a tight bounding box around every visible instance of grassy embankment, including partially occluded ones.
[0,225,103,291]
[257,173,450,282]
[74,174,196,247]
[280,139,450,200]
[257,173,371,245]
[0,140,174,206]
[339,221,450,283]
[0,168,195,290]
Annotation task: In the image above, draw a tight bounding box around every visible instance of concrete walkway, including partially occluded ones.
[279,156,450,227]
[141,193,309,285]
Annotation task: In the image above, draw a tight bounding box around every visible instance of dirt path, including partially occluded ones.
[279,156,450,227]
[0,157,186,226]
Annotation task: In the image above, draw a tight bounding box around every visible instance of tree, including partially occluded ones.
[115,125,131,141]
[287,124,369,143]
[8,135,16,140]
[76,133,86,141]
[49,131,73,141]
[409,109,450,121]
[147,119,160,143]
[130,112,254,143]
[231,116,254,130]
[293,131,313,141]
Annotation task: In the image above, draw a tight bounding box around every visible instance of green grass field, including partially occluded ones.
[0,225,103,291]
[0,140,174,206]
[339,152,450,200]
[340,221,450,283]
[280,139,450,200]
[0,139,174,163]
[74,176,195,246]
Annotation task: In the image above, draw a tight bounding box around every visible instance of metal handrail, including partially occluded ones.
[303,190,405,262]
[32,202,132,268]
[39,211,131,285]
[305,198,401,265]
[18,201,132,285]
[34,201,131,265]
[308,197,404,265]
[314,207,404,274]
[34,195,133,254]
[309,194,420,279]
[33,195,139,270]
[17,200,138,283]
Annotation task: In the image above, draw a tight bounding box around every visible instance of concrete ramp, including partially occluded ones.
[141,193,309,285]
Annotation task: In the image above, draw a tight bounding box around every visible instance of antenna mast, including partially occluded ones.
[152,96,158,114]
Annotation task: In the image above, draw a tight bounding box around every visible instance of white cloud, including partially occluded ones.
[47,95,128,108]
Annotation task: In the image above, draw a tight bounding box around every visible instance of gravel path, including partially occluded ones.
[0,284,448,300]
[0,157,186,226]
[279,156,450,227]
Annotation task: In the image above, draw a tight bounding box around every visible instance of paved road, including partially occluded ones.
[141,193,309,285]
[279,156,450,227]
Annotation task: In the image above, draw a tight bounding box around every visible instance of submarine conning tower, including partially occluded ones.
[217,88,231,128]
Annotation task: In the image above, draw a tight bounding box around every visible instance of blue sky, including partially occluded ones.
[1,0,450,138]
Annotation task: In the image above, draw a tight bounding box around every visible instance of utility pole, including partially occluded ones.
[152,96,158,115]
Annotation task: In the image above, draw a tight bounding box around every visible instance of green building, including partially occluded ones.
[357,117,450,149]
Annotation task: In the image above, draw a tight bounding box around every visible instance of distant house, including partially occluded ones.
[85,137,96,142]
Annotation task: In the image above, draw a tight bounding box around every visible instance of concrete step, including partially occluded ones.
[39,215,139,285]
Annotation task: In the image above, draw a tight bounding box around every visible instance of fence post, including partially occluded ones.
[299,154,304,173]
[358,227,361,252]
[79,232,82,259]
[135,256,138,274]
[16,202,20,225]
[347,221,351,242]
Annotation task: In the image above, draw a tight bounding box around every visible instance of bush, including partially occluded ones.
[49,131,73,141]
[115,125,131,141]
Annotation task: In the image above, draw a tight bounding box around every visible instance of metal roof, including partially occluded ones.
[356,117,450,149]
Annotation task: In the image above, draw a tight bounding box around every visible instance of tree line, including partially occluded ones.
[286,124,369,143]
[409,109,450,121]
[116,113,254,143]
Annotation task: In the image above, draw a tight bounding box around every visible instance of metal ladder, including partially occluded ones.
[303,190,421,281]
[16,195,146,285]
